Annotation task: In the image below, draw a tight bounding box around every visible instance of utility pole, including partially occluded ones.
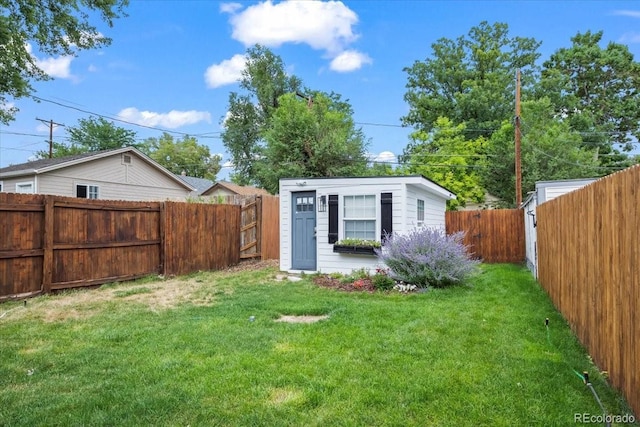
[36,118,64,158]
[514,69,522,206]
[295,91,313,108]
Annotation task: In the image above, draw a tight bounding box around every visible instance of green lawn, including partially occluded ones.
[0,264,636,426]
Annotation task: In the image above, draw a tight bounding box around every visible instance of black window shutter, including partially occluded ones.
[381,192,393,242]
[328,194,339,244]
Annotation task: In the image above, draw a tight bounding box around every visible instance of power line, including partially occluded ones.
[31,96,221,139]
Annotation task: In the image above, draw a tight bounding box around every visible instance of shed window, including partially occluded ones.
[76,184,99,199]
[417,199,425,225]
[343,195,376,240]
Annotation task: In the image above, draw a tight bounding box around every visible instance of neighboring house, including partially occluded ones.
[279,175,456,275]
[201,180,270,197]
[176,173,214,197]
[460,193,503,210]
[0,147,195,201]
[521,178,598,277]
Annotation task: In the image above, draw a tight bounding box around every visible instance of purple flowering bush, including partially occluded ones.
[375,228,480,288]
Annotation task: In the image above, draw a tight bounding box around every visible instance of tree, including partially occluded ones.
[222,45,369,191]
[222,45,301,186]
[402,21,541,140]
[540,30,640,168]
[140,132,221,180]
[400,117,486,210]
[36,116,137,158]
[483,99,600,206]
[257,92,369,193]
[0,0,128,124]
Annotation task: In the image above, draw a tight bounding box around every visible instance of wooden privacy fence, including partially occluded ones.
[445,209,525,263]
[0,193,240,300]
[537,165,640,418]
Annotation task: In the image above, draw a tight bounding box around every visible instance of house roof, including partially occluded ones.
[202,180,270,196]
[0,147,195,191]
[176,175,214,195]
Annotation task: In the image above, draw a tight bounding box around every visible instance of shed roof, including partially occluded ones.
[279,175,456,200]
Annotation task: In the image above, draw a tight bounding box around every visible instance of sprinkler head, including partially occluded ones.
[545,318,549,326]
[583,371,589,384]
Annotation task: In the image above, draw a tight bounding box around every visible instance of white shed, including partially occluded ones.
[279,175,456,275]
[522,178,598,277]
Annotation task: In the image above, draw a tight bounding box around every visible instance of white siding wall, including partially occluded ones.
[28,153,189,201]
[280,177,451,275]
[279,190,292,271]
[522,195,537,277]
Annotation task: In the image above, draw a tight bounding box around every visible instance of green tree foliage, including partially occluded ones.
[222,45,369,191]
[222,45,301,185]
[257,92,368,194]
[401,117,486,210]
[0,0,128,124]
[36,116,137,158]
[402,21,541,139]
[540,30,640,168]
[140,132,221,180]
[483,99,600,206]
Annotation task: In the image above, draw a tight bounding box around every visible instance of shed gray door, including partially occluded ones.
[291,191,316,270]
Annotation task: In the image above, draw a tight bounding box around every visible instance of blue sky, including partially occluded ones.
[2,0,640,179]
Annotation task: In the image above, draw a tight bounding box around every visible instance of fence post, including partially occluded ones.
[42,195,54,293]
[159,201,166,276]
[256,196,262,260]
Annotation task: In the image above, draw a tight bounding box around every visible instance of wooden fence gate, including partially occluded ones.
[238,195,280,260]
[445,209,525,263]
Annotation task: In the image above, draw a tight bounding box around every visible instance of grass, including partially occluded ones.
[0,264,636,426]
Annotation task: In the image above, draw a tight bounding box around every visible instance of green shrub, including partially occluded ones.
[372,268,396,291]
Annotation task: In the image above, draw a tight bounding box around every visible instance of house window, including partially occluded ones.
[417,199,425,225]
[343,194,376,240]
[76,184,99,199]
[16,182,34,194]
[0,181,3,192]
[122,154,132,165]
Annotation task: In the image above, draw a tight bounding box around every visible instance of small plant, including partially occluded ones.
[393,282,418,293]
[335,239,381,248]
[376,228,480,288]
[352,278,368,289]
[372,267,396,291]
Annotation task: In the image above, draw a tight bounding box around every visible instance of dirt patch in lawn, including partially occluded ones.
[5,259,280,323]
[275,315,329,323]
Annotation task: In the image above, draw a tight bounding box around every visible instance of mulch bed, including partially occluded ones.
[311,275,376,292]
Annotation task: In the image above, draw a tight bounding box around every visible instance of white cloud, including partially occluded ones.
[228,0,359,54]
[117,108,212,128]
[26,43,75,80]
[611,10,640,18]
[220,2,242,14]
[619,31,640,44]
[1,101,14,112]
[330,50,372,72]
[204,54,246,88]
[372,151,397,164]
[88,64,98,72]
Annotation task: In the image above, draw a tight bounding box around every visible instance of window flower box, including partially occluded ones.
[332,239,381,256]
